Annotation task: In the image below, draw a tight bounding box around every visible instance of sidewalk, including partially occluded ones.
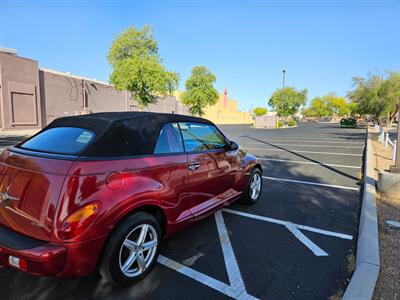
[371,133,400,300]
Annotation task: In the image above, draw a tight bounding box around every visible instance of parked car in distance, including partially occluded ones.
[0,112,262,286]
[340,117,357,128]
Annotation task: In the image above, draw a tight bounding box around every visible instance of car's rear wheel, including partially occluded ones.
[99,212,161,286]
[242,168,262,205]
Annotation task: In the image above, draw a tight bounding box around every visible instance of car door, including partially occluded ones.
[179,122,239,218]
[151,122,191,224]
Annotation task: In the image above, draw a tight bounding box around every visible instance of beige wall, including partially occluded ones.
[254,115,278,128]
[174,91,252,125]
[203,94,252,124]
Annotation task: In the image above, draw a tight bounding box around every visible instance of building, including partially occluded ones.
[203,89,252,124]
[0,48,249,130]
[175,89,252,125]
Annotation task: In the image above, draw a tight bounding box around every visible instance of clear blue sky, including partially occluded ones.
[1,0,399,110]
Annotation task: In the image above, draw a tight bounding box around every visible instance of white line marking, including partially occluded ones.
[262,176,359,191]
[256,157,361,169]
[295,224,353,240]
[157,255,238,298]
[215,211,251,299]
[158,212,258,300]
[285,222,328,256]
[246,148,362,156]
[243,137,364,144]
[246,142,364,149]
[224,208,287,226]
[223,208,353,240]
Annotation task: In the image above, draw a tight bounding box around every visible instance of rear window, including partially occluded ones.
[20,127,95,155]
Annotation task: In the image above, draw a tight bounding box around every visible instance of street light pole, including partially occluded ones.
[282,69,286,90]
[280,69,286,121]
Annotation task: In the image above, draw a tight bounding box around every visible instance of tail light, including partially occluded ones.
[59,203,99,239]
[8,256,27,271]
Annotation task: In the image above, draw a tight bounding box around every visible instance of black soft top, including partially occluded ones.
[43,112,215,158]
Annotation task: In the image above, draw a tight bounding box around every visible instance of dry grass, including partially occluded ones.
[373,193,400,300]
[372,137,400,300]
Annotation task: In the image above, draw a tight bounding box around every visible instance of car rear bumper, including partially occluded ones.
[0,225,106,278]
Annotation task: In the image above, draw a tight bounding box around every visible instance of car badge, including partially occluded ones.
[0,189,19,206]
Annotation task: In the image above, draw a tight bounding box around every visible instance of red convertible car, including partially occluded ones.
[0,112,262,285]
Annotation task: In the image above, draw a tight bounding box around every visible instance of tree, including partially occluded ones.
[181,66,219,116]
[268,87,307,117]
[301,94,352,118]
[253,107,268,116]
[383,72,400,124]
[347,102,360,117]
[301,107,315,118]
[325,94,350,116]
[347,72,400,124]
[307,96,330,117]
[108,26,179,108]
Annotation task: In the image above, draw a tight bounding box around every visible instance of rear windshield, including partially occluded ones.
[20,127,95,155]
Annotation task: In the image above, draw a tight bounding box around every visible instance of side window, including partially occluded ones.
[153,123,184,154]
[179,122,227,152]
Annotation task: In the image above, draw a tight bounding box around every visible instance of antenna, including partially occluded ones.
[242,106,246,150]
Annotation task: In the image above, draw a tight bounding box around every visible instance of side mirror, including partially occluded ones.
[228,141,239,151]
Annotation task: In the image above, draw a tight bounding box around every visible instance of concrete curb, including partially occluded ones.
[343,131,380,300]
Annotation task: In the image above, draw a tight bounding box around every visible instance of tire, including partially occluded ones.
[241,168,262,205]
[99,212,161,286]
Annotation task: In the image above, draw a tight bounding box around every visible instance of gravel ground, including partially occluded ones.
[372,135,400,300]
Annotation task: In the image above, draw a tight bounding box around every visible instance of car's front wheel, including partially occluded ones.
[242,168,262,205]
[99,212,161,286]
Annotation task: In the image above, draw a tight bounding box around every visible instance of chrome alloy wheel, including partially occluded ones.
[250,172,261,200]
[118,224,158,277]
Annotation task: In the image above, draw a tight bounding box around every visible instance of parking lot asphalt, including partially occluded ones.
[0,123,366,300]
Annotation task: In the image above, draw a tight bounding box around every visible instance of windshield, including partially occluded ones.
[20,127,95,155]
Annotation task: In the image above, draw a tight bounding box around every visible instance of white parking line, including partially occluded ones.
[271,137,364,142]
[159,208,353,296]
[215,211,251,299]
[262,176,359,190]
[223,209,353,240]
[222,209,345,256]
[157,255,238,298]
[246,142,364,149]
[256,158,361,169]
[158,212,258,300]
[246,148,362,156]
[244,138,364,144]
[285,222,328,256]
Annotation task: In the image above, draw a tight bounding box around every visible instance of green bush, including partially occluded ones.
[277,120,284,128]
[288,119,297,127]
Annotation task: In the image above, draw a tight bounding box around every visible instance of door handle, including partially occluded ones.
[188,163,201,171]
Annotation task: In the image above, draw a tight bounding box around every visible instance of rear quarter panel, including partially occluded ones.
[52,154,188,243]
